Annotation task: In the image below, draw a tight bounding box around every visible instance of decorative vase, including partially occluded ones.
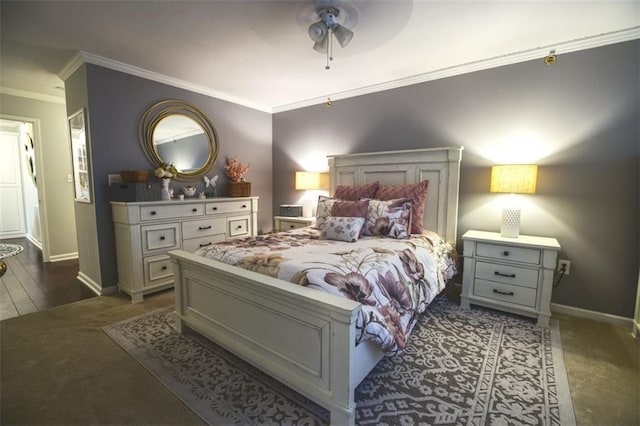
[161,178,172,200]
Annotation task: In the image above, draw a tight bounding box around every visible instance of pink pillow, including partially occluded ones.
[334,182,378,201]
[375,180,429,234]
[331,199,369,219]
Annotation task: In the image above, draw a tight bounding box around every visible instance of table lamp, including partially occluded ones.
[295,171,328,217]
[490,164,538,238]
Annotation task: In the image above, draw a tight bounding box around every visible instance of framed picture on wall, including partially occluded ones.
[68,108,92,203]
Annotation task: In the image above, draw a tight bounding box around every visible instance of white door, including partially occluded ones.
[0,129,27,238]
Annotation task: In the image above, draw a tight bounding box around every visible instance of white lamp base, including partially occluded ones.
[501,207,521,238]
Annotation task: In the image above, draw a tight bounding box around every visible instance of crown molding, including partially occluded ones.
[0,87,65,104]
[59,51,271,113]
[272,26,640,113]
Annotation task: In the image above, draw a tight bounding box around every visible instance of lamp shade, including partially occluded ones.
[295,171,328,190]
[490,164,538,194]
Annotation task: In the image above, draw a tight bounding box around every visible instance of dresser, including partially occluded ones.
[273,216,316,232]
[112,197,258,302]
[461,230,560,327]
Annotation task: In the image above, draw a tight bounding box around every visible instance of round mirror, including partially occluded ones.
[138,99,219,181]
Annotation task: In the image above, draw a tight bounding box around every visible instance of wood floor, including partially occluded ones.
[0,238,96,321]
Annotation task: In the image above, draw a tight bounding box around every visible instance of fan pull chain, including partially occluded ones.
[326,28,333,70]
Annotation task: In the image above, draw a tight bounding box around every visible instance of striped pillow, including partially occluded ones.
[374,180,429,234]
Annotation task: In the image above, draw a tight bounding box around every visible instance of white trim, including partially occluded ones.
[77,271,101,295]
[49,252,79,262]
[633,319,639,339]
[26,234,42,250]
[59,51,271,113]
[551,303,634,330]
[273,26,640,113]
[0,87,65,104]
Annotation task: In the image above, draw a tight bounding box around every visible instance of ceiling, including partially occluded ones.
[1,1,638,113]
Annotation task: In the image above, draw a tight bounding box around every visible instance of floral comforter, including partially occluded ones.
[194,228,458,355]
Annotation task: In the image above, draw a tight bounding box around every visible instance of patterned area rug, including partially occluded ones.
[104,298,575,425]
[0,243,23,259]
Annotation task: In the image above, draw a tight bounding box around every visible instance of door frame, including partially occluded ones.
[0,114,50,262]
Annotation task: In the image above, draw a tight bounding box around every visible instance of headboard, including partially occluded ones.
[327,147,463,243]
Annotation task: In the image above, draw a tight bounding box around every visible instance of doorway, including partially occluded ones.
[0,118,45,258]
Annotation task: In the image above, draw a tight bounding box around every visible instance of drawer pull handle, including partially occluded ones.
[242,205,247,208]
[160,236,165,241]
[161,266,168,270]
[150,211,157,215]
[192,208,198,212]
[199,225,212,230]
[494,271,516,278]
[199,242,212,247]
[493,289,515,296]
[289,225,295,228]
[502,251,509,256]
[212,207,218,211]
[236,225,243,229]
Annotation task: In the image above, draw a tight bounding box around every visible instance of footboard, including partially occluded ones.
[170,249,364,425]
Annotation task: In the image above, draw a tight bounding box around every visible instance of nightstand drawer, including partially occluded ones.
[474,279,537,307]
[475,261,539,289]
[476,243,541,265]
[279,220,308,231]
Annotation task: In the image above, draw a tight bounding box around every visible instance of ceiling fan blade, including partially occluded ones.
[333,24,353,47]
[308,21,328,43]
[313,36,328,53]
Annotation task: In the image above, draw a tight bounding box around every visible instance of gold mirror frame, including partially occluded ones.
[138,99,220,181]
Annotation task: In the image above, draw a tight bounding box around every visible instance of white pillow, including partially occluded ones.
[319,216,365,242]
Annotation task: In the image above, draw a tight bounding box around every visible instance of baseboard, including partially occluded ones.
[25,234,42,250]
[551,303,633,330]
[49,252,79,262]
[633,319,639,339]
[77,271,119,296]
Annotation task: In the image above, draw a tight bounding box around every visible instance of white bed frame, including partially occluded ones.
[170,147,463,425]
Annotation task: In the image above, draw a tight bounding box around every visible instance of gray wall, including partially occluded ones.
[0,93,78,260]
[66,64,273,290]
[273,40,640,318]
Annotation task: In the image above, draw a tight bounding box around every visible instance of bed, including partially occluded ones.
[170,146,463,425]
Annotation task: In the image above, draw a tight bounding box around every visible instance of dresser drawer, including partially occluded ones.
[475,261,539,289]
[182,218,226,239]
[474,279,537,308]
[206,200,252,215]
[228,215,251,238]
[143,254,173,287]
[141,223,180,254]
[183,234,226,253]
[140,204,204,221]
[476,243,541,265]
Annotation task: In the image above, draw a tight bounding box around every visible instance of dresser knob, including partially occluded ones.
[192,208,198,212]
[150,211,157,215]
[502,251,509,256]
[161,266,168,270]
[242,205,247,208]
[212,207,218,211]
[160,236,165,241]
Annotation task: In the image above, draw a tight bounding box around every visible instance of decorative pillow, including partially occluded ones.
[334,181,379,201]
[364,198,412,239]
[375,180,429,234]
[331,199,369,219]
[315,196,341,229]
[319,216,365,242]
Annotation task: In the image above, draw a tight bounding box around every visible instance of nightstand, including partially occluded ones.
[460,230,561,327]
[273,216,316,232]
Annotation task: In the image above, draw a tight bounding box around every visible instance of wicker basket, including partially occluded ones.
[229,181,251,197]
[120,170,149,183]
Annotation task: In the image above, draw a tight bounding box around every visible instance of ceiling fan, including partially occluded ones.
[302,0,360,69]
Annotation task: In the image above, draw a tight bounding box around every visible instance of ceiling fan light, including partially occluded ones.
[308,21,328,42]
[313,37,328,53]
[333,24,353,47]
